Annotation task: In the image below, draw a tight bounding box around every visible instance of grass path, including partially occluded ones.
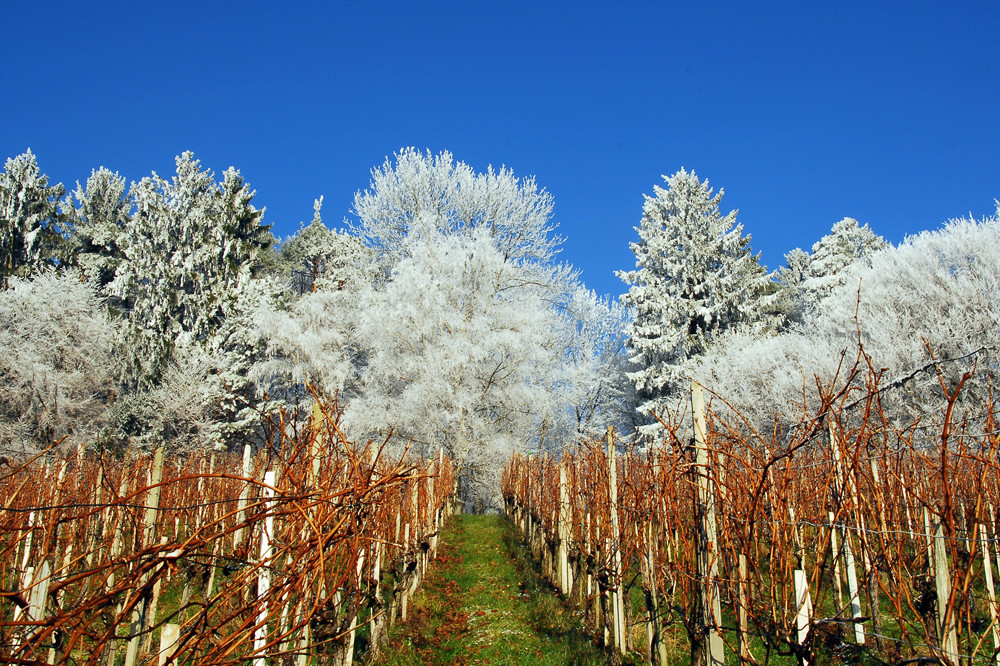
[373,514,612,665]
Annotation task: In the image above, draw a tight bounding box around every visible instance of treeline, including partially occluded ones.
[2,148,998,506]
[619,169,999,441]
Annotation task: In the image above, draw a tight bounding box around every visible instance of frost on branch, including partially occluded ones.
[352,148,562,270]
[344,219,576,508]
[109,152,273,389]
[777,217,887,322]
[280,196,377,294]
[69,167,130,290]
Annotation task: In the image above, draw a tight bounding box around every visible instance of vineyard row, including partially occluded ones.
[1,401,457,665]
[502,379,1000,666]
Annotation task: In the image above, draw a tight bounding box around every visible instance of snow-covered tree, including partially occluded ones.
[0,269,117,454]
[0,150,68,287]
[352,148,561,270]
[69,167,131,290]
[281,197,376,294]
[618,168,774,433]
[778,217,888,319]
[109,152,273,388]
[344,220,574,508]
[250,274,364,405]
[341,149,602,506]
[559,287,636,438]
[693,205,1000,433]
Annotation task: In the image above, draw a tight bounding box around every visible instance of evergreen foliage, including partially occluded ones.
[777,217,887,320]
[0,150,68,287]
[618,168,773,432]
[69,167,130,290]
[281,196,376,294]
[694,206,1000,433]
[108,152,273,388]
[4,144,992,510]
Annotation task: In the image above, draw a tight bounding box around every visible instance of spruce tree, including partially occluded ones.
[618,168,773,431]
[109,152,272,388]
[70,167,131,290]
[281,197,375,294]
[0,150,67,287]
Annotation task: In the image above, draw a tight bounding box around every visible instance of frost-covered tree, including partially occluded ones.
[109,152,273,388]
[100,278,286,453]
[250,273,364,405]
[352,148,561,270]
[281,197,376,294]
[808,217,887,289]
[560,287,636,438]
[343,150,594,506]
[778,217,888,319]
[0,269,116,454]
[618,168,774,432]
[69,167,131,290]
[344,221,574,508]
[0,150,68,287]
[693,205,1000,433]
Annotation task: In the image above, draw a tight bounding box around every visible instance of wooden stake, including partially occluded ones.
[794,569,813,665]
[158,623,179,666]
[692,382,724,666]
[234,443,252,549]
[830,420,865,645]
[124,446,165,666]
[979,522,1000,663]
[607,428,626,655]
[933,518,959,662]
[253,470,276,666]
[558,463,571,596]
[141,536,170,654]
[739,554,751,664]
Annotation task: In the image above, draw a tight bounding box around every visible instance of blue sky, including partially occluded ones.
[3,1,998,298]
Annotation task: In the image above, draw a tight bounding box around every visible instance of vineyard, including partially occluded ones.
[0,400,456,665]
[503,367,1000,665]
[5,367,1000,666]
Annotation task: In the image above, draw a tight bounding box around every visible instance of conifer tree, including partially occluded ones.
[70,167,131,290]
[109,152,272,388]
[618,168,773,430]
[281,197,375,294]
[778,217,888,319]
[0,150,68,287]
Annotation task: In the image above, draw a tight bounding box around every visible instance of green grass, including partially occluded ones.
[373,514,625,665]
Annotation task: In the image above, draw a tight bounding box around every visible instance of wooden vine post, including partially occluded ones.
[641,518,668,665]
[793,568,813,665]
[123,445,165,666]
[158,623,179,666]
[607,427,626,655]
[932,518,959,663]
[253,470,276,666]
[829,418,865,645]
[691,382,724,666]
[979,522,1000,663]
[558,462,571,596]
[234,443,253,551]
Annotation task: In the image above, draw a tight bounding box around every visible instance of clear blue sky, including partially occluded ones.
[3,1,998,298]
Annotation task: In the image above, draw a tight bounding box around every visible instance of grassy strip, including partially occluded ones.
[373,514,617,665]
